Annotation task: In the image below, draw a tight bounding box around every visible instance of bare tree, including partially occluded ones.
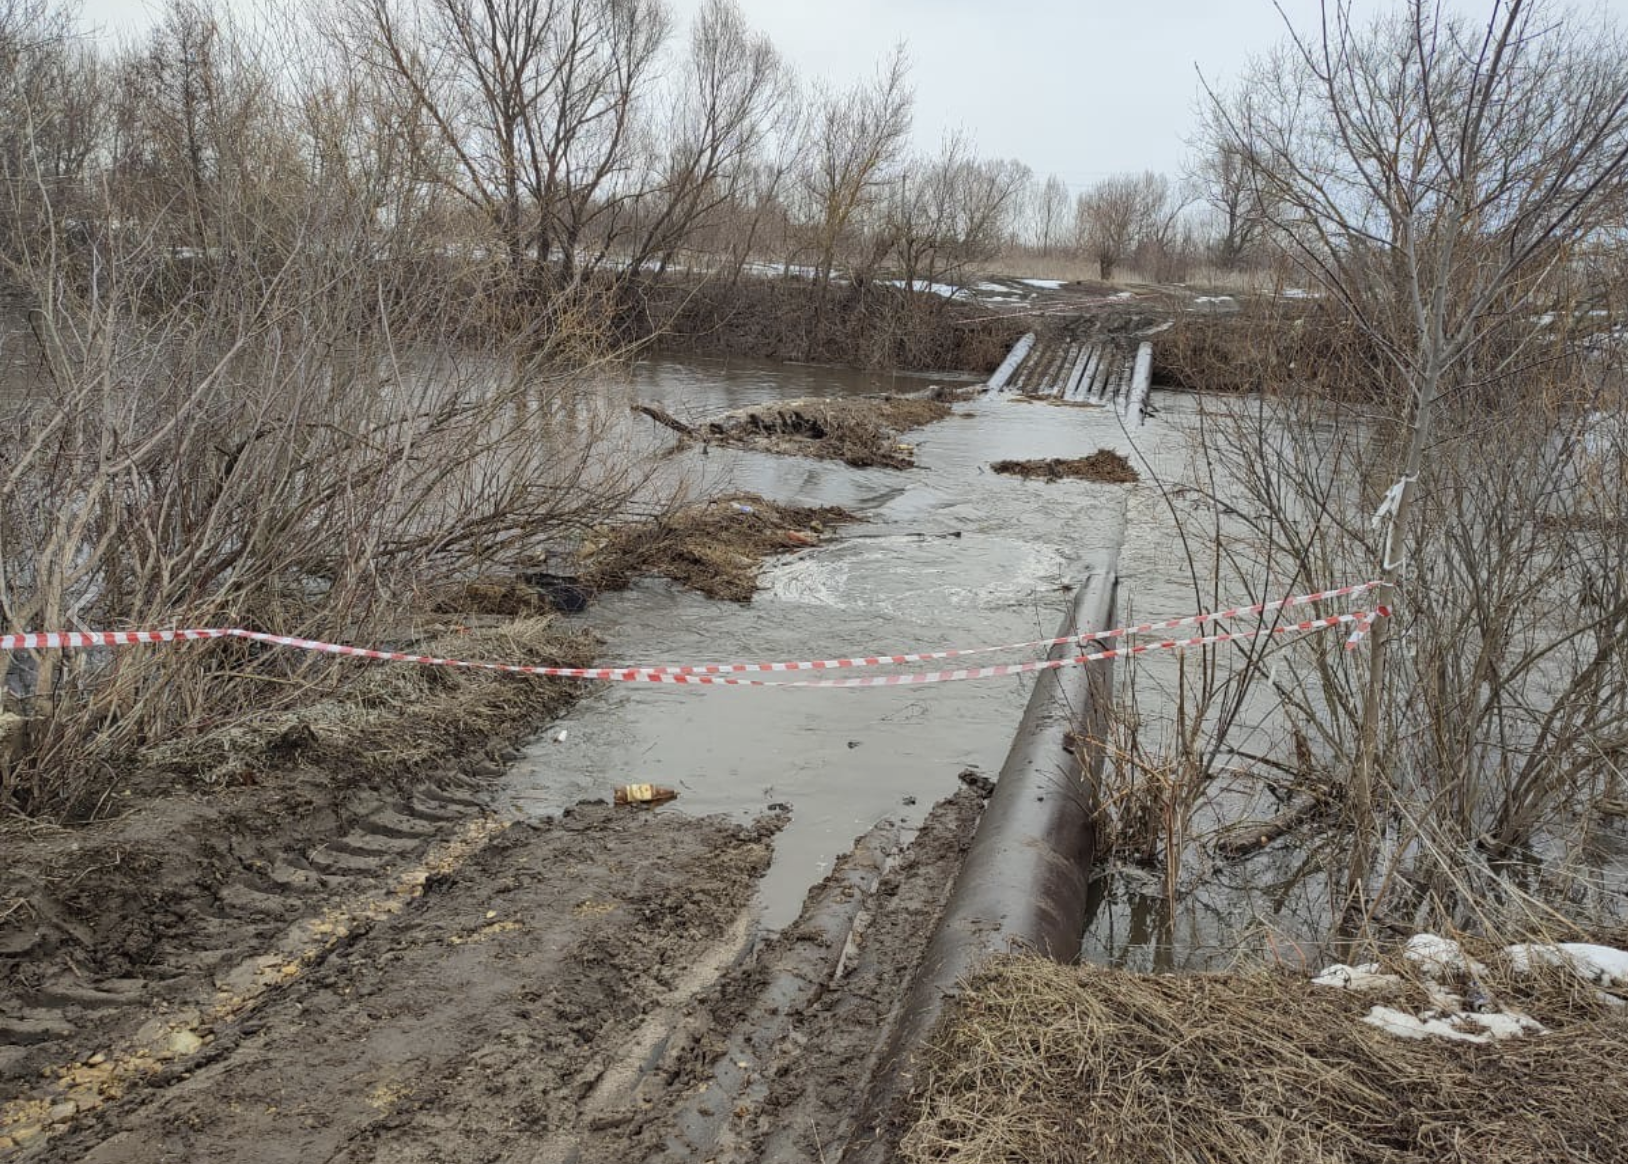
[795,44,911,349]
[353,0,670,288]
[1206,0,1628,918]
[889,134,1028,290]
[1031,172,1069,256]
[1074,170,1166,281]
[621,0,790,278]
[798,44,911,282]
[0,0,102,260]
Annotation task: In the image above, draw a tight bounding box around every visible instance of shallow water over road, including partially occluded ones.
[501,356,1166,927]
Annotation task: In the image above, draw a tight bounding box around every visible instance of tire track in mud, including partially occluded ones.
[561,782,990,1164]
[1,773,513,1152]
[8,805,778,1162]
[3,781,988,1163]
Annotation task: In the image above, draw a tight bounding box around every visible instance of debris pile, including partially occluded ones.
[579,494,857,603]
[635,396,951,468]
[990,449,1139,483]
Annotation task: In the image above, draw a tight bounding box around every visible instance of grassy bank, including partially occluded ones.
[903,953,1628,1164]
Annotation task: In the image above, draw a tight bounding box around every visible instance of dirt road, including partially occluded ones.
[2,769,986,1162]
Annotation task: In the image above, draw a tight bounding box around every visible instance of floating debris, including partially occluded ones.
[990,449,1139,483]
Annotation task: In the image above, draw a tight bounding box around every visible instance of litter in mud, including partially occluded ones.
[990,449,1139,483]
[614,783,678,806]
[634,396,952,468]
[900,951,1628,1164]
[578,493,859,603]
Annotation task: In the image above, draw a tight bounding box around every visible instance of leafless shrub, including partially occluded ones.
[0,10,665,819]
[1145,0,1628,941]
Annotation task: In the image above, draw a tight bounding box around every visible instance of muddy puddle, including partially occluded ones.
[500,354,1192,929]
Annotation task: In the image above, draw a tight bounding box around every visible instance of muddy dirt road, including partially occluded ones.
[2,776,985,1162]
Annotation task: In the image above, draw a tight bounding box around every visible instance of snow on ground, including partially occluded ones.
[972,281,1012,293]
[1507,942,1628,989]
[1362,1005,1543,1043]
[1311,963,1400,991]
[1313,933,1548,1045]
[1405,933,1488,979]
[1192,295,1236,305]
[742,261,822,281]
[1016,278,1067,289]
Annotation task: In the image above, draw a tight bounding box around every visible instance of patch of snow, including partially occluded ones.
[1363,1004,1544,1044]
[972,281,1011,293]
[1111,291,1134,300]
[1139,320,1174,336]
[742,261,822,281]
[1405,933,1488,979]
[1312,963,1400,991]
[1506,942,1628,988]
[883,279,969,300]
[1192,295,1236,305]
[1280,287,1320,299]
[1017,277,1067,289]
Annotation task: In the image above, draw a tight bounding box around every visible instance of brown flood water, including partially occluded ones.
[499,354,1221,942]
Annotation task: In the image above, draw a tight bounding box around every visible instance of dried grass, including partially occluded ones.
[1151,301,1389,398]
[580,493,859,603]
[703,396,952,468]
[901,954,1628,1164]
[141,618,594,787]
[990,451,1139,483]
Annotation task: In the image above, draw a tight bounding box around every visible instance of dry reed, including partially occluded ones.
[902,953,1628,1164]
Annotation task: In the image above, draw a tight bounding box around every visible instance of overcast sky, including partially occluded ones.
[74,0,1628,188]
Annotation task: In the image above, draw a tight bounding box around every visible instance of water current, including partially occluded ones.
[497,354,1384,967]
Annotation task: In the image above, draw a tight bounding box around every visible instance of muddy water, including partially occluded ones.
[501,357,1187,927]
[501,359,1347,959]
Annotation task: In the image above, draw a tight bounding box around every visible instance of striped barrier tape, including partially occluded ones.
[630,581,1383,675]
[0,608,1388,690]
[0,581,1379,677]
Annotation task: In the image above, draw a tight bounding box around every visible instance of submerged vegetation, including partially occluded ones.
[1090,0,1628,958]
[578,494,859,603]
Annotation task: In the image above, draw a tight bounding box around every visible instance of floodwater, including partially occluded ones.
[498,355,1400,961]
[500,355,1187,928]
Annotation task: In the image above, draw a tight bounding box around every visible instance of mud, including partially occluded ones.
[1,776,988,1163]
[991,450,1139,483]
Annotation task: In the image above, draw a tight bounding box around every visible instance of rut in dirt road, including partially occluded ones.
[9,787,987,1164]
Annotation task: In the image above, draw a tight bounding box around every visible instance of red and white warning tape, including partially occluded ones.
[629,580,1383,675]
[0,587,1389,690]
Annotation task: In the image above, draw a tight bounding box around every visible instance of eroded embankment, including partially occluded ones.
[621,275,1024,373]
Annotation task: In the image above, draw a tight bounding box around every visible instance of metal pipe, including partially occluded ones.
[841,561,1119,1163]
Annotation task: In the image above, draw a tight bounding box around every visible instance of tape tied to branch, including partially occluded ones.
[1371,474,1417,573]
